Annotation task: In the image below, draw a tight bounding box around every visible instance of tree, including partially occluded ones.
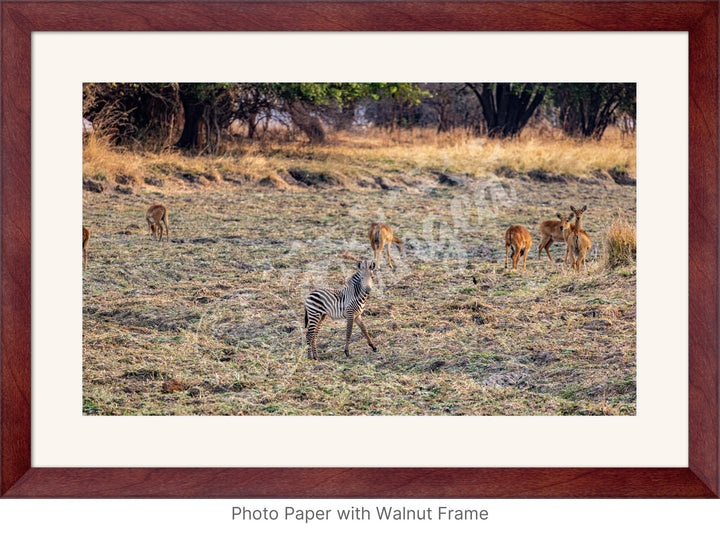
[83,83,179,146]
[234,83,277,139]
[465,83,547,138]
[265,83,425,142]
[553,83,636,140]
[176,83,236,152]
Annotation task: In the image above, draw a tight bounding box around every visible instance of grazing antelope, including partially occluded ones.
[538,213,573,263]
[82,226,90,269]
[561,205,592,271]
[304,260,378,359]
[368,222,403,269]
[505,225,532,270]
[146,204,169,242]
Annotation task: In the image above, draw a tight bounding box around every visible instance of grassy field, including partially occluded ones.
[83,131,636,416]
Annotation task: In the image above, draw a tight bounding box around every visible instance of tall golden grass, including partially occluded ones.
[603,218,637,267]
[83,126,636,188]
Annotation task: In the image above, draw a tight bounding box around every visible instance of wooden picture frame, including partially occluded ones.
[1,1,717,498]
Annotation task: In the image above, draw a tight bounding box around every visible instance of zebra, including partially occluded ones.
[304,260,378,359]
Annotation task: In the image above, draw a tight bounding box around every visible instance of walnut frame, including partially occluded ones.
[1,1,717,498]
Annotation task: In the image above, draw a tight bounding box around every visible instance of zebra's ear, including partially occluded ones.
[357,261,362,270]
[369,261,376,271]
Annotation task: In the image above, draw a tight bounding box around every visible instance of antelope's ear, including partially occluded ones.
[570,205,576,212]
[369,261,376,271]
[568,212,575,220]
[581,205,587,212]
[556,213,562,219]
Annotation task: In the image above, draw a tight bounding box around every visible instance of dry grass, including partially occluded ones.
[603,218,637,267]
[83,127,636,191]
[330,127,636,178]
[83,141,636,416]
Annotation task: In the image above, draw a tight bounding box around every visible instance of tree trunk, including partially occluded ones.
[286,101,325,143]
[176,93,204,149]
[467,83,546,138]
[247,112,258,139]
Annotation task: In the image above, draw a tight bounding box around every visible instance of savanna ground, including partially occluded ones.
[83,128,636,416]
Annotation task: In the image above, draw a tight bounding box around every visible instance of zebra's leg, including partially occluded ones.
[306,311,324,359]
[354,315,377,352]
[305,316,315,359]
[313,314,327,358]
[344,314,355,358]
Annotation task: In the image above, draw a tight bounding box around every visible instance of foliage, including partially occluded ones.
[553,83,636,140]
[83,82,637,149]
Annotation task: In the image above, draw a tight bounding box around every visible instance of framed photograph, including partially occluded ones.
[1,1,717,498]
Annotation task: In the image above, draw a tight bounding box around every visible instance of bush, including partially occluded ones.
[603,219,636,267]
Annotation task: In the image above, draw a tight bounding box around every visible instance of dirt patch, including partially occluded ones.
[161,378,188,393]
[526,170,570,183]
[287,168,338,187]
[608,168,637,186]
[437,172,467,187]
[83,180,636,416]
[83,179,104,193]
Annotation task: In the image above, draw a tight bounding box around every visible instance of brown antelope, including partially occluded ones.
[561,205,592,271]
[505,225,532,270]
[368,222,403,269]
[538,213,573,263]
[82,226,90,269]
[146,204,169,242]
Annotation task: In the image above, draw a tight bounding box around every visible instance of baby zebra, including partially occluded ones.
[304,260,378,359]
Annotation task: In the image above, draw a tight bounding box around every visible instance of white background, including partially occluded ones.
[3,31,714,533]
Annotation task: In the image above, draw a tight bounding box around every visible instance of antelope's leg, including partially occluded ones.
[544,239,554,261]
